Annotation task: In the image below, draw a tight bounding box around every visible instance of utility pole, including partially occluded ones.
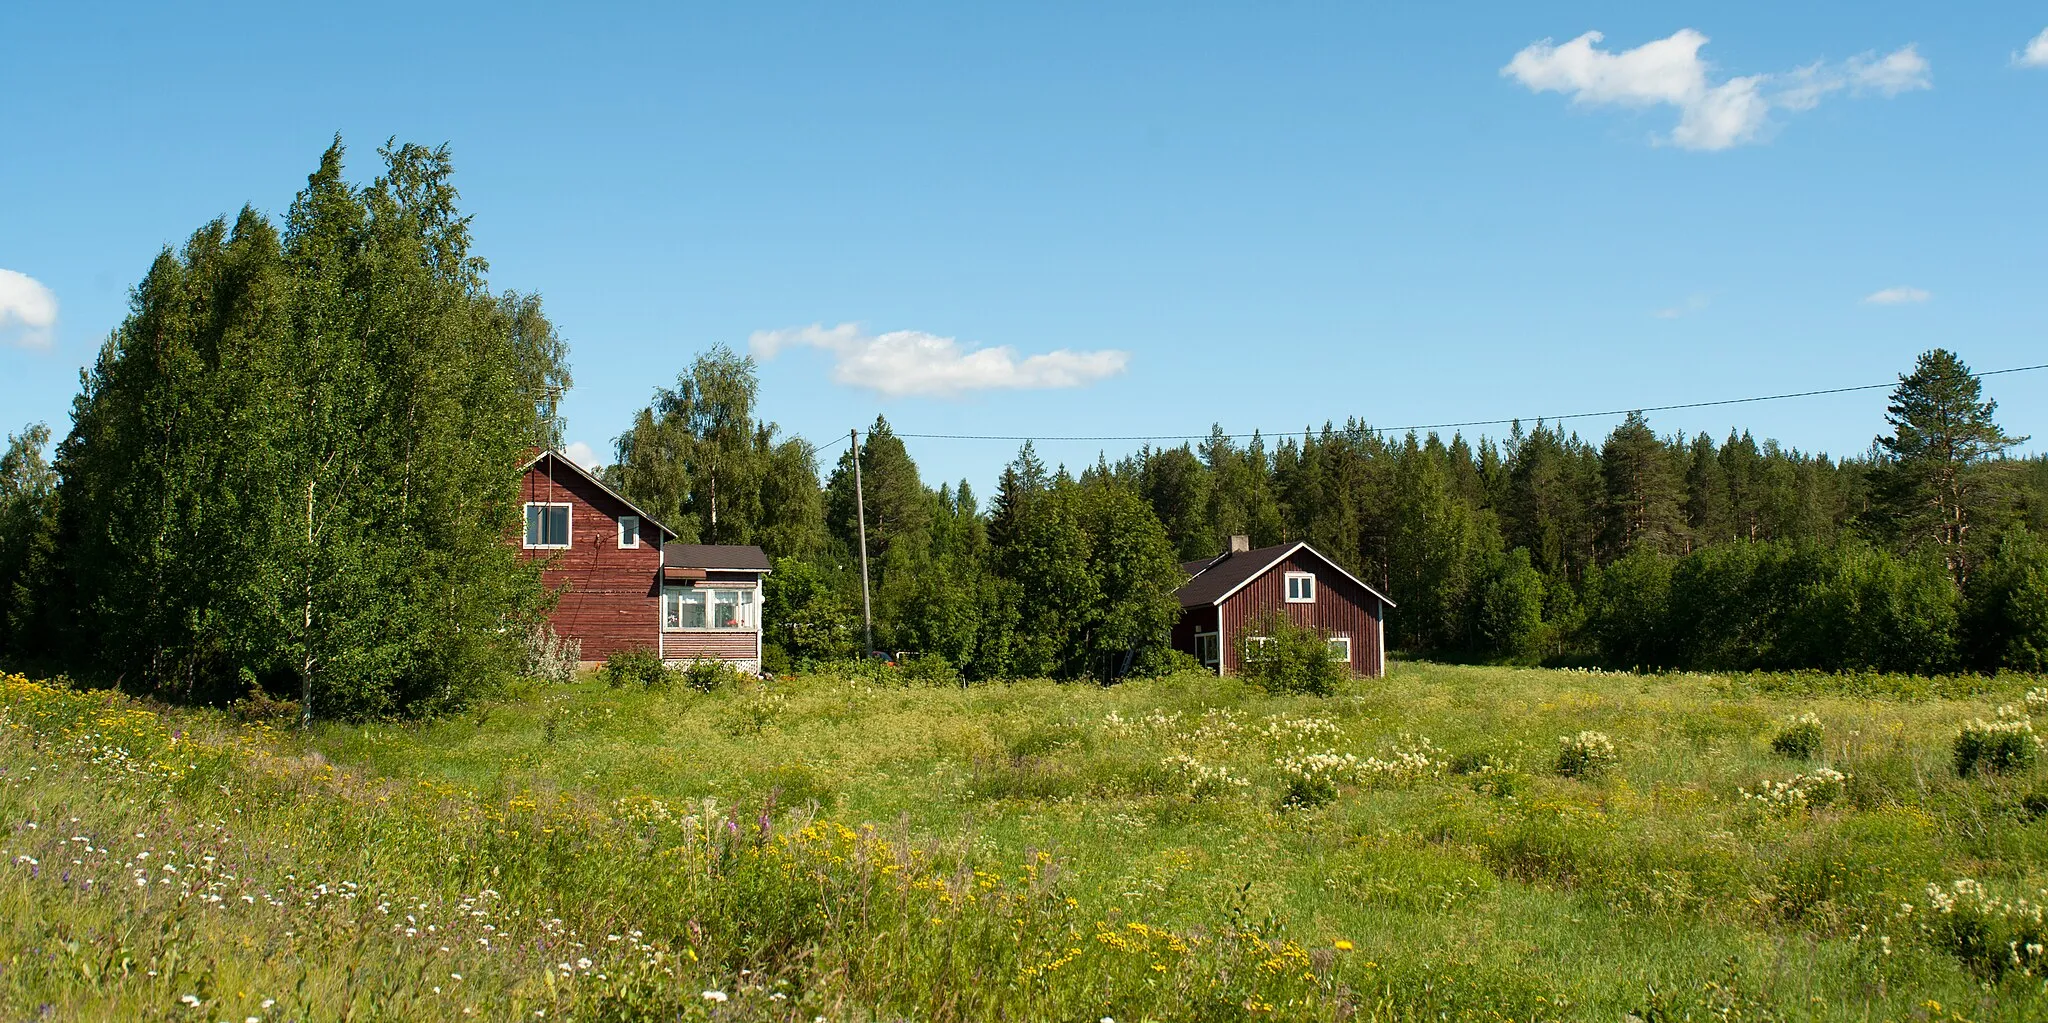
[851,428,874,657]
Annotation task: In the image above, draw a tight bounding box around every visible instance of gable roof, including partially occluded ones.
[1175,540,1397,609]
[663,542,772,572]
[520,450,678,543]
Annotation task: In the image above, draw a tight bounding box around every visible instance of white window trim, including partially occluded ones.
[1284,571,1316,603]
[1327,635,1352,663]
[661,584,760,633]
[523,502,572,549]
[1243,635,1272,661]
[618,515,640,549]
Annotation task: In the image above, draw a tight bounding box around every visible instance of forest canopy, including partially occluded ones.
[1,142,2045,720]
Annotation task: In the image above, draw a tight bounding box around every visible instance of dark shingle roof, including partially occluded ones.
[662,543,772,572]
[1174,541,1399,609]
[1174,543,1299,607]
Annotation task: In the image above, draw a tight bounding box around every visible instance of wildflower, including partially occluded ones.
[702,990,729,1002]
[1334,939,1354,950]
[179,994,202,1007]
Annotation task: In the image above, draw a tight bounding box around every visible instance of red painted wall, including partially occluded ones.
[517,459,661,662]
[1176,549,1386,677]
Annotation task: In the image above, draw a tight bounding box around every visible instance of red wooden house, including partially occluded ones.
[517,451,769,672]
[1170,536,1395,677]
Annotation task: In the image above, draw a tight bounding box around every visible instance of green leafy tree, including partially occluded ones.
[1963,531,2048,672]
[0,424,59,654]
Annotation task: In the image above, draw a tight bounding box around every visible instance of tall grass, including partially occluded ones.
[5,664,2048,1020]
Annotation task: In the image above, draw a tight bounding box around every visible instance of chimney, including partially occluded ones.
[1228,534,1251,554]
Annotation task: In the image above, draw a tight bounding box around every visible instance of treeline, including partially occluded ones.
[2,141,2045,720]
[601,348,2048,679]
[0,140,567,719]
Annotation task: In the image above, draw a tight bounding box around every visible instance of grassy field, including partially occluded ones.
[4,663,2048,1021]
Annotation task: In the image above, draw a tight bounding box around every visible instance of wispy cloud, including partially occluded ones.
[1864,286,1932,305]
[0,269,58,349]
[749,323,1130,398]
[2017,28,2048,68]
[1503,30,1930,150]
[562,441,602,470]
[1654,294,1711,319]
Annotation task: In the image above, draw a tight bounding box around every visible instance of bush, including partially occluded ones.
[898,653,963,687]
[1236,613,1349,697]
[522,625,581,686]
[1554,730,1618,779]
[680,659,745,693]
[598,648,670,690]
[1770,712,1824,760]
[1954,709,2040,778]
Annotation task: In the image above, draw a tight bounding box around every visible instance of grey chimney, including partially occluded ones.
[1228,534,1251,554]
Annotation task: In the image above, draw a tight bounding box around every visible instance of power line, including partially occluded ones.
[890,362,2048,444]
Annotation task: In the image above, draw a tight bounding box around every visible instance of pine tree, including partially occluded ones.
[1875,348,2027,583]
[1600,412,1686,556]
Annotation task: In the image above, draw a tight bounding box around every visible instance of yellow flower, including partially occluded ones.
[1333,940,1354,951]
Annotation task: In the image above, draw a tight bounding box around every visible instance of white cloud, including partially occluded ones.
[562,441,602,470]
[2017,28,2048,68]
[749,323,1131,398]
[1864,286,1932,305]
[1503,30,1931,150]
[0,269,58,349]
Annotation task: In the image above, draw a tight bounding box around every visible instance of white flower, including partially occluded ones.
[179,994,202,1007]
[702,990,729,1002]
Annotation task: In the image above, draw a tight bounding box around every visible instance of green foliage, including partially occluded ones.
[1964,530,2048,672]
[681,658,746,693]
[1555,730,1619,779]
[1770,713,1824,760]
[0,423,58,655]
[1953,711,2039,778]
[896,652,962,687]
[599,648,670,690]
[39,139,553,719]
[1235,613,1348,696]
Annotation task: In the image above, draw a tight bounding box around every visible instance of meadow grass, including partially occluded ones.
[5,663,2048,1021]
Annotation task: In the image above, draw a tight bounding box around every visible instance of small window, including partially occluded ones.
[1243,636,1272,661]
[1193,632,1220,670]
[1285,572,1316,603]
[1327,635,1352,663]
[524,503,571,549]
[618,515,640,549]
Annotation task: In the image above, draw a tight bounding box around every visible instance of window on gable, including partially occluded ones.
[618,515,640,549]
[1284,572,1316,603]
[524,503,571,549]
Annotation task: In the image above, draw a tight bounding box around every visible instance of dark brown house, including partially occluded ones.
[517,451,769,671]
[1170,536,1395,677]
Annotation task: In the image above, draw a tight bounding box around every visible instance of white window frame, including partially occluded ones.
[618,515,640,549]
[1326,635,1352,663]
[1243,635,1272,662]
[523,502,572,549]
[1193,631,1221,670]
[662,584,758,633]
[1284,572,1316,603]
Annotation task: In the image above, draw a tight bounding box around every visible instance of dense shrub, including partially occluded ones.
[1954,710,2040,778]
[1236,613,1349,697]
[898,653,963,687]
[1554,730,1618,779]
[599,648,670,690]
[1964,532,2048,672]
[522,625,582,686]
[680,658,746,693]
[1770,712,1824,760]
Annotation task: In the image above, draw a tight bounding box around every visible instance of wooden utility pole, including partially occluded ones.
[851,428,874,656]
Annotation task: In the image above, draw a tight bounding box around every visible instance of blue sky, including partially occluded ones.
[4,3,2045,496]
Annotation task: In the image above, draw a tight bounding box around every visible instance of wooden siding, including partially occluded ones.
[661,631,759,662]
[1170,603,1219,655]
[1206,549,1386,677]
[518,464,661,662]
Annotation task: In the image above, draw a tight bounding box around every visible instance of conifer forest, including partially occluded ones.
[1,142,2046,718]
